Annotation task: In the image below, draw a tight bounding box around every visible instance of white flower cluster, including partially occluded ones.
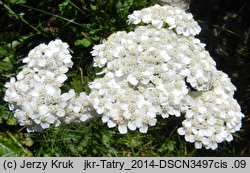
[128,4,201,36]
[178,72,244,149]
[4,5,244,150]
[4,39,92,132]
[90,5,244,149]
[90,26,205,134]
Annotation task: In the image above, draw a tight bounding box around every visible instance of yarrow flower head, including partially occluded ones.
[4,39,92,132]
[4,5,244,150]
[90,25,216,133]
[89,4,244,149]
[127,4,201,36]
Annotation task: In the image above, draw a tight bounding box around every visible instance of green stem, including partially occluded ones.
[68,0,88,14]
[19,4,85,28]
[3,3,46,36]
[6,131,32,156]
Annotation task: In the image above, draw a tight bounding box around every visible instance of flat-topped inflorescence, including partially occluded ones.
[4,39,92,132]
[127,4,201,36]
[4,5,244,150]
